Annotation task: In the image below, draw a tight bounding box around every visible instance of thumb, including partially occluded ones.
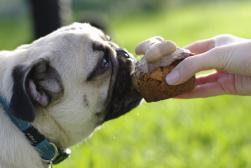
[165,48,223,85]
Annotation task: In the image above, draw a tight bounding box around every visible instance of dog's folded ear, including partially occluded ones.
[10,59,63,122]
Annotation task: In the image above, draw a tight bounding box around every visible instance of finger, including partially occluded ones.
[145,40,177,62]
[196,71,219,85]
[185,39,215,54]
[135,36,164,55]
[165,48,223,85]
[176,82,226,99]
[213,34,248,47]
[185,34,247,54]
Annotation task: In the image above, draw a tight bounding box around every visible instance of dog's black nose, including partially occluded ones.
[116,48,137,66]
[116,49,130,59]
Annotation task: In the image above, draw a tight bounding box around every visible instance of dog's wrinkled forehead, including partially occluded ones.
[56,22,108,42]
[28,23,112,79]
[31,23,109,53]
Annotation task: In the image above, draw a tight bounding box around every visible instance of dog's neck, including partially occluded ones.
[0,50,70,168]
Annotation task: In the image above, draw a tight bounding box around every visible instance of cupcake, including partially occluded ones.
[132,39,195,102]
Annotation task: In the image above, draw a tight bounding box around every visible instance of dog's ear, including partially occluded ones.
[10,59,63,122]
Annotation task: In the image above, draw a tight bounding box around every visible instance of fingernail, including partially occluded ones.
[165,71,179,85]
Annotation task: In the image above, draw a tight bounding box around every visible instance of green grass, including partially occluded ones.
[1,2,251,168]
[0,18,31,50]
[111,2,251,51]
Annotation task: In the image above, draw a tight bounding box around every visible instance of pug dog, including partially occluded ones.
[0,23,142,168]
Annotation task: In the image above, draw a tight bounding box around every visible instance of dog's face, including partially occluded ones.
[8,23,142,146]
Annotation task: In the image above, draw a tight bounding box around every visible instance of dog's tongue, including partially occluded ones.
[28,80,48,106]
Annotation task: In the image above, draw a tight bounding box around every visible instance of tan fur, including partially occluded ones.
[0,23,115,168]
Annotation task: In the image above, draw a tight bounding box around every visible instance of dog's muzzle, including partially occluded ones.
[103,49,142,121]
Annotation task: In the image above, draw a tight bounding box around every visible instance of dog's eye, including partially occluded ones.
[100,49,110,70]
[93,49,111,77]
[87,47,112,81]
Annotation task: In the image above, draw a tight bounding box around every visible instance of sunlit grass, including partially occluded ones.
[111,2,251,51]
[0,18,31,50]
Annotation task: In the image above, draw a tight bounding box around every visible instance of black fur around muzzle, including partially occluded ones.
[104,49,142,121]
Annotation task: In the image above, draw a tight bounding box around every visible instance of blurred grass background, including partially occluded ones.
[1,0,251,168]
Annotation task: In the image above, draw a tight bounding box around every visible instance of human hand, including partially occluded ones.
[165,34,251,98]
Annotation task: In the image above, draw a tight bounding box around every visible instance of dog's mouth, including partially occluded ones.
[103,48,142,122]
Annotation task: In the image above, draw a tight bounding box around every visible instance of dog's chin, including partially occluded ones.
[103,49,142,122]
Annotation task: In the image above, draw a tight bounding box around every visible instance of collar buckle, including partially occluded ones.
[52,148,71,164]
[42,142,71,165]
